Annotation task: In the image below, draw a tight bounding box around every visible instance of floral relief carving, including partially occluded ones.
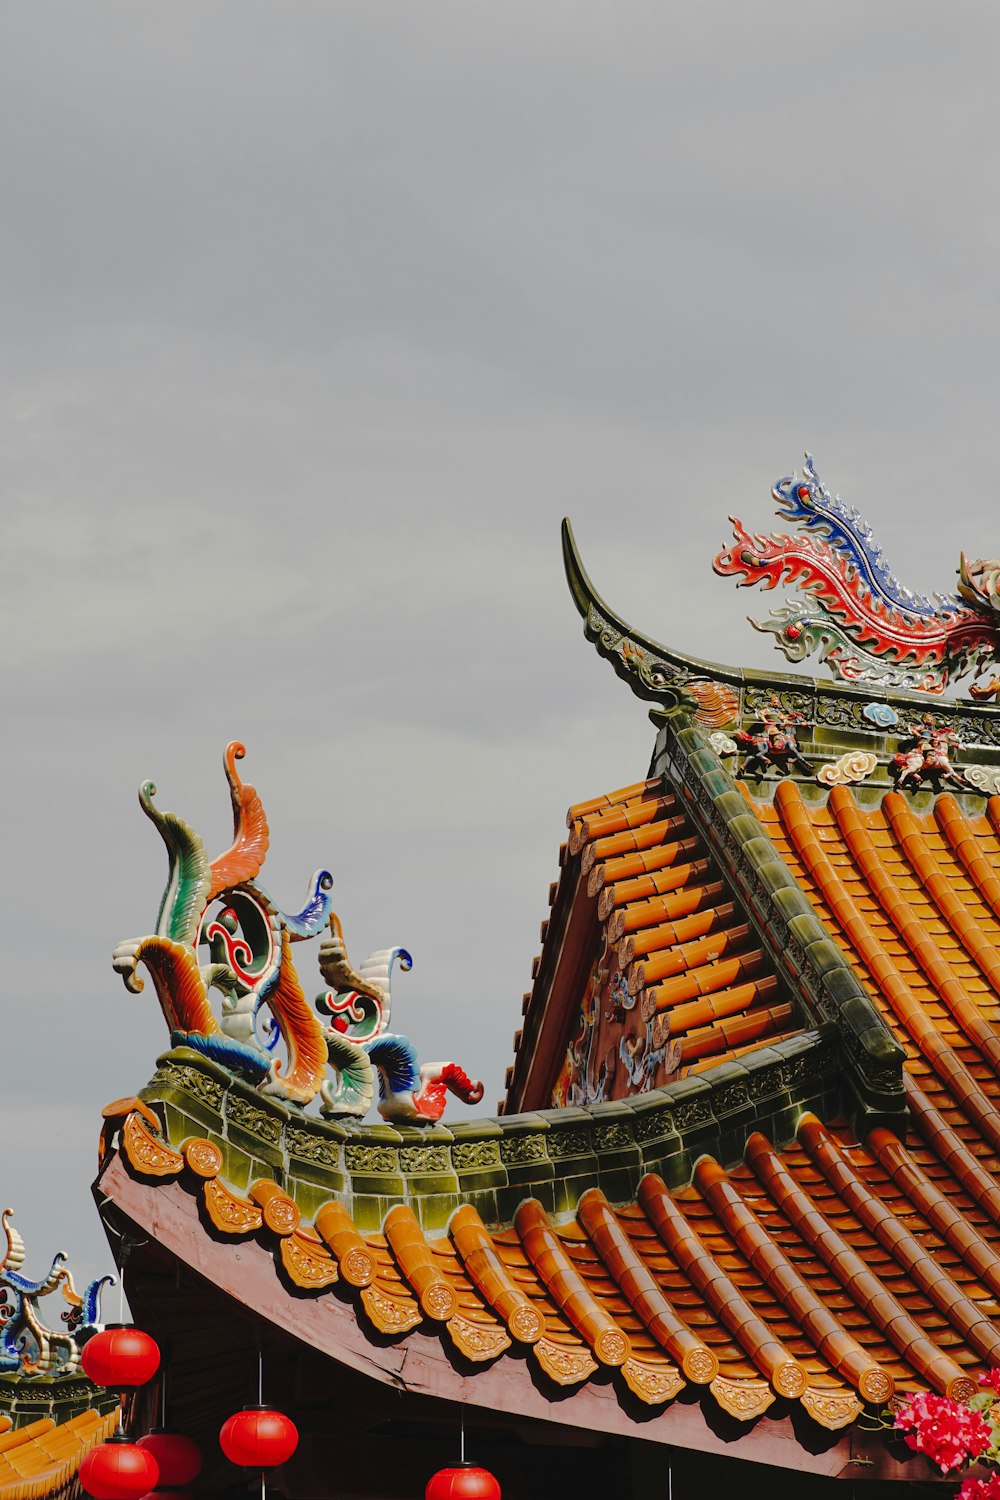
[181,1137,224,1179]
[451,1140,502,1170]
[279,1233,339,1290]
[499,1135,547,1166]
[593,1122,635,1151]
[398,1145,451,1174]
[446,1313,511,1362]
[202,1178,263,1236]
[533,1337,598,1387]
[158,1063,225,1112]
[621,1357,684,1406]
[632,1109,675,1143]
[122,1111,184,1179]
[709,1375,775,1421]
[285,1126,341,1168]
[226,1096,282,1145]
[360,1284,422,1335]
[345,1144,399,1175]
[801,1386,863,1431]
[546,1129,592,1158]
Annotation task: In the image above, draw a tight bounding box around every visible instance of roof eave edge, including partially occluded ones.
[116,1031,839,1233]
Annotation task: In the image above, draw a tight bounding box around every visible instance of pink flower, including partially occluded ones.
[980,1370,1000,1396]
[894,1391,992,1474]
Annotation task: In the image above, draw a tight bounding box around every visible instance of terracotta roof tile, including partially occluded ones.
[0,1409,118,1499]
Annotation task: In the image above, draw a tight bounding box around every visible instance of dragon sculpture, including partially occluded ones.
[713,456,1000,695]
[0,1209,109,1376]
[113,743,483,1123]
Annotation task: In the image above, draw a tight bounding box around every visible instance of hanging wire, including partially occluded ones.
[668,1457,673,1500]
[460,1404,465,1465]
[259,1343,266,1500]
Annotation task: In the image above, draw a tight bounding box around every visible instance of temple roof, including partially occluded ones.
[92,513,1000,1479]
[96,715,1000,1471]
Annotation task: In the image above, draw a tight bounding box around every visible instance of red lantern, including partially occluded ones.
[81,1325,161,1391]
[136,1429,202,1485]
[219,1406,298,1469]
[426,1464,502,1500]
[79,1436,159,1499]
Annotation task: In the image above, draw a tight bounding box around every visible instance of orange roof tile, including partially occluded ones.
[506,770,803,1114]
[0,1409,118,1499]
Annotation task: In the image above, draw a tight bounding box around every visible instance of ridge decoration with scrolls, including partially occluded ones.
[113,743,483,1123]
[0,1209,111,1378]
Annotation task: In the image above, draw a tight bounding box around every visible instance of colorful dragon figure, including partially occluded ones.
[112,743,482,1123]
[315,918,483,1122]
[0,1210,109,1376]
[713,456,1000,694]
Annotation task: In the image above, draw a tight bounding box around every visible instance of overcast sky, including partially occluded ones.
[4,2,1000,1288]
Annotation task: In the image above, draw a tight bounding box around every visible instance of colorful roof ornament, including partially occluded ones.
[112,742,483,1123]
[0,1210,109,1380]
[713,455,1000,694]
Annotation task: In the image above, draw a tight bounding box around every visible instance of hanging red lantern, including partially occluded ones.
[426,1464,502,1500]
[219,1406,298,1468]
[79,1435,159,1499]
[136,1429,202,1485]
[81,1325,161,1390]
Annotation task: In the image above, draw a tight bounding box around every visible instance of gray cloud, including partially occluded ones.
[3,0,999,1287]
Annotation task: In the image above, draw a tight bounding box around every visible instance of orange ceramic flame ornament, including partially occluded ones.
[123,938,219,1037]
[258,933,329,1106]
[208,742,270,899]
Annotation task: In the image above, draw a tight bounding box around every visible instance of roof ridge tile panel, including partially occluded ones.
[632,936,758,996]
[576,1188,719,1383]
[905,1077,1000,1223]
[829,787,1000,1075]
[619,903,738,964]
[771,779,1000,1158]
[513,1200,631,1367]
[569,795,678,853]
[583,814,690,871]
[798,1118,1000,1367]
[637,1173,808,1399]
[567,778,664,824]
[744,1131,975,1400]
[937,796,1000,919]
[591,840,704,903]
[868,1125,1000,1299]
[693,1158,892,1403]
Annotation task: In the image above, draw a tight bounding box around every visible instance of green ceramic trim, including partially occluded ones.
[654,719,907,1129]
[0,1370,117,1430]
[138,1031,839,1231]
